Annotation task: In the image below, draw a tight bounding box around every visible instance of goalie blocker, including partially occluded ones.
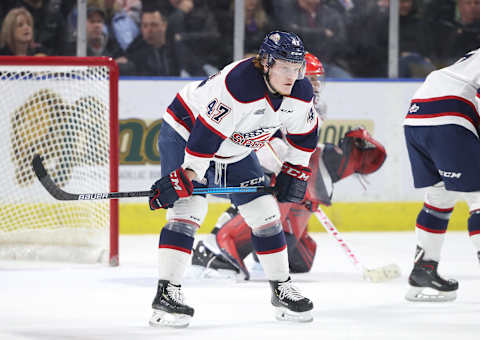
[192,128,387,279]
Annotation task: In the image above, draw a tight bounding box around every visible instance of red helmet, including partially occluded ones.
[305,52,324,76]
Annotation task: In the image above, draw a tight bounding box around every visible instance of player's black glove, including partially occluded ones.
[149,168,193,210]
[274,162,311,203]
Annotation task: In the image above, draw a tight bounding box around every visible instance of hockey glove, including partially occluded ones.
[149,168,193,210]
[274,162,311,203]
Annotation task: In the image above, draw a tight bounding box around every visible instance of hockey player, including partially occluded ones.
[191,127,387,280]
[148,31,318,327]
[304,51,327,120]
[403,48,480,302]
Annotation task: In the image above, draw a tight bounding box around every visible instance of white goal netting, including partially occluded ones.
[0,57,118,265]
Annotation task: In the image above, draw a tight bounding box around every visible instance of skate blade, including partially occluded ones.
[405,286,457,302]
[274,307,313,323]
[363,264,401,283]
[149,309,192,328]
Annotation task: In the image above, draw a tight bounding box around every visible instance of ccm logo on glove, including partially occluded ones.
[149,168,193,210]
[281,163,311,181]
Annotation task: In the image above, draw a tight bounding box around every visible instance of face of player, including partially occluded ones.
[14,14,32,45]
[307,74,322,93]
[266,59,302,96]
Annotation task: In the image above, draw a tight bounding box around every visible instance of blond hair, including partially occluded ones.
[0,7,34,51]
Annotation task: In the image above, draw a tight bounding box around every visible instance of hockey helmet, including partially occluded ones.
[305,52,324,77]
[259,31,306,79]
[305,51,325,93]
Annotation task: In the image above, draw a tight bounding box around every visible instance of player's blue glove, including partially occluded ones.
[149,168,193,210]
[274,162,311,203]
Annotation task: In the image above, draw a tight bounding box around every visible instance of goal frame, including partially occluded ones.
[0,56,119,266]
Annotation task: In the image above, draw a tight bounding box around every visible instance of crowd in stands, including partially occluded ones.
[0,0,479,78]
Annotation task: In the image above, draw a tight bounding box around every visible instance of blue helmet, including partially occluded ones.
[259,31,306,78]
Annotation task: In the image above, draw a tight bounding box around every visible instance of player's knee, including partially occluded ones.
[424,183,457,209]
[237,195,280,230]
[166,195,208,228]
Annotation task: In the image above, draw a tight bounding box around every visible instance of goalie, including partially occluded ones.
[192,127,387,280]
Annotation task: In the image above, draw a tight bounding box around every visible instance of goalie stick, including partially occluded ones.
[32,154,273,201]
[312,210,400,282]
[265,142,401,282]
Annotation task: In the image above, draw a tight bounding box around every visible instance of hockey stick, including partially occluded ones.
[32,154,273,201]
[265,142,400,282]
[312,209,401,282]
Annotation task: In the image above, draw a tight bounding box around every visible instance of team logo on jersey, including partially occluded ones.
[230,127,276,150]
[253,108,265,115]
[409,103,420,113]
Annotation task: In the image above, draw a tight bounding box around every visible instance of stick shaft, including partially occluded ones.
[313,209,363,269]
[32,154,273,201]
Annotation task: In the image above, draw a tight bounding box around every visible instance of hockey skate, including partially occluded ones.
[149,280,194,328]
[191,240,240,278]
[405,246,458,302]
[269,277,313,322]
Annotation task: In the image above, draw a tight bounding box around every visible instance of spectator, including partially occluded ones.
[14,0,66,55]
[433,0,480,67]
[167,0,221,76]
[123,8,180,76]
[0,7,47,56]
[398,0,436,77]
[212,0,276,65]
[345,0,389,77]
[64,6,124,59]
[276,0,352,78]
[244,0,277,55]
[108,0,141,51]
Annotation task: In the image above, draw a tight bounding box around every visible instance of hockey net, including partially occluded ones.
[0,57,119,265]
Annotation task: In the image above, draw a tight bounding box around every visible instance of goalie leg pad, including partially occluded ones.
[285,232,317,273]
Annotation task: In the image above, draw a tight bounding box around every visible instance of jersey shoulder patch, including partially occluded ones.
[225,58,266,103]
[289,78,314,102]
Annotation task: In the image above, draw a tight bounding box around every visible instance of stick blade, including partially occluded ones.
[32,154,48,179]
[363,263,401,283]
[31,154,78,200]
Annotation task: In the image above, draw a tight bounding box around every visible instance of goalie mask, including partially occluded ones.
[322,128,387,183]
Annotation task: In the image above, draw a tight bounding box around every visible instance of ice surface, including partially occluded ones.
[1,232,479,340]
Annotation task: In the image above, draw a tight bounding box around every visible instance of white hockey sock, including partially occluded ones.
[416,228,445,262]
[158,248,191,285]
[256,248,289,282]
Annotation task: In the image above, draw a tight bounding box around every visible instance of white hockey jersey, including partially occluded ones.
[163,58,319,179]
[404,49,480,138]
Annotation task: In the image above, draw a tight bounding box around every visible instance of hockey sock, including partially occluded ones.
[158,227,194,284]
[468,210,480,251]
[251,230,289,281]
[415,204,451,261]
